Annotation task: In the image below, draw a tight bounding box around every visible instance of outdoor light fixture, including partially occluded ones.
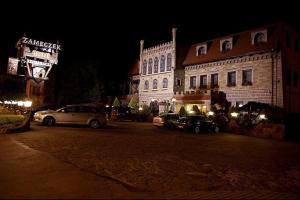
[259,114,267,120]
[231,112,239,117]
[24,101,32,107]
[207,111,214,116]
[171,98,176,102]
[139,107,143,111]
[105,104,109,108]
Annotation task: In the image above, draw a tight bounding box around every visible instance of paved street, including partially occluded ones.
[0,121,299,199]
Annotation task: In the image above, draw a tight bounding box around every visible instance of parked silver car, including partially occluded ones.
[34,104,107,128]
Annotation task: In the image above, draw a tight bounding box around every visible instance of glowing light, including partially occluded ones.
[231,112,239,117]
[24,101,32,107]
[239,104,243,107]
[259,114,267,120]
[138,107,143,111]
[171,98,176,102]
[105,104,109,108]
[188,110,195,114]
[207,111,214,116]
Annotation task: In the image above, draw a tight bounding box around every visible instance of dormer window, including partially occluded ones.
[220,38,233,52]
[251,30,267,45]
[196,44,207,56]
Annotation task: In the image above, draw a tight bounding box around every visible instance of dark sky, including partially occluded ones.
[0,1,299,81]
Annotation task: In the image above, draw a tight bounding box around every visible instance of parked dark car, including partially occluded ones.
[176,115,220,133]
[153,113,179,129]
[117,107,139,121]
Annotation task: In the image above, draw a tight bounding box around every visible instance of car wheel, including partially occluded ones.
[214,126,220,133]
[194,126,200,134]
[90,120,100,129]
[43,117,55,126]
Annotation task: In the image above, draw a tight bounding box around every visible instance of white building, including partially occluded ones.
[138,28,186,112]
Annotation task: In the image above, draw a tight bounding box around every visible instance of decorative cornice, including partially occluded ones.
[185,52,280,71]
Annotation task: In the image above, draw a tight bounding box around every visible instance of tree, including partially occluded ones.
[179,106,187,116]
[128,96,138,110]
[113,97,120,107]
[192,105,201,115]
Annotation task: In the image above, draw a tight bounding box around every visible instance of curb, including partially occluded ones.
[1,117,30,134]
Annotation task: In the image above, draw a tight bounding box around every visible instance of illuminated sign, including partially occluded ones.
[32,50,51,60]
[27,59,51,67]
[20,37,62,51]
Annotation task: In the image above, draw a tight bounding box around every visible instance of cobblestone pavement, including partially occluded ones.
[1,121,299,199]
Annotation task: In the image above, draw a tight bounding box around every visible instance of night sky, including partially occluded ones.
[0,1,299,90]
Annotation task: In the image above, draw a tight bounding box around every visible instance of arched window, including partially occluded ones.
[160,55,165,72]
[167,53,172,71]
[148,58,153,74]
[144,80,149,90]
[222,41,231,51]
[162,78,168,88]
[153,79,158,89]
[198,47,206,55]
[254,32,265,45]
[154,57,158,73]
[142,60,147,75]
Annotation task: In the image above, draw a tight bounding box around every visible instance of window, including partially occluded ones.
[200,75,207,88]
[293,72,298,88]
[142,60,147,75]
[160,55,165,72]
[197,46,206,55]
[176,78,182,86]
[190,76,196,88]
[148,58,153,74]
[227,71,236,86]
[162,78,168,88]
[254,32,265,45]
[144,80,149,90]
[222,41,231,51]
[153,79,158,89]
[154,57,158,73]
[242,69,252,86]
[211,73,218,87]
[167,53,172,71]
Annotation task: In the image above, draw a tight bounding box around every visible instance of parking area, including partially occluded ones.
[1,121,299,199]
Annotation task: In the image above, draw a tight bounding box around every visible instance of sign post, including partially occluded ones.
[16,34,62,106]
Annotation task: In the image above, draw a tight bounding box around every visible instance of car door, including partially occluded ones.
[54,106,77,124]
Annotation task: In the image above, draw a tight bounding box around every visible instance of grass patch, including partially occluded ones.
[0,106,26,128]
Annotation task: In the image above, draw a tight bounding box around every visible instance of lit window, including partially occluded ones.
[154,57,159,73]
[148,58,153,74]
[167,53,172,71]
[227,71,236,86]
[160,55,165,72]
[162,78,168,88]
[242,69,252,86]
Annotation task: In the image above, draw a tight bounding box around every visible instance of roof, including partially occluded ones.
[128,59,139,76]
[183,22,286,66]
